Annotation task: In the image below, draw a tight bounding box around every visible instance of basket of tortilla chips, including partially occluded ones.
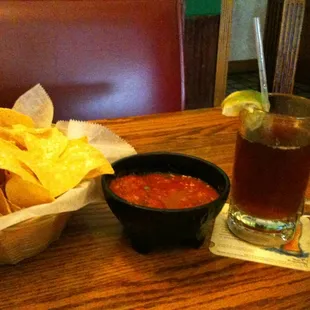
[0,85,136,264]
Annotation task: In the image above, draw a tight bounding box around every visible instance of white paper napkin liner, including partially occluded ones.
[210,204,310,271]
[12,84,54,128]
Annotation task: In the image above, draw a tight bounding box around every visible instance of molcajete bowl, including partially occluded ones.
[101,152,230,253]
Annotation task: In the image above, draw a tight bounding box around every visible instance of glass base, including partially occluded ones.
[227,205,297,247]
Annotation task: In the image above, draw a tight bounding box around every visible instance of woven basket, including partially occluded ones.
[0,212,71,264]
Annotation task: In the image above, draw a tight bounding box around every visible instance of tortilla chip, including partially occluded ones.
[26,138,114,197]
[0,125,52,149]
[0,188,11,215]
[85,166,114,179]
[8,201,22,212]
[12,124,48,134]
[0,139,38,183]
[24,127,68,160]
[0,108,34,128]
[0,104,113,200]
[75,136,88,143]
[0,127,16,145]
[5,174,54,208]
[0,125,67,159]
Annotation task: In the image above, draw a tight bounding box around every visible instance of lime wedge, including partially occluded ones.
[221,90,266,116]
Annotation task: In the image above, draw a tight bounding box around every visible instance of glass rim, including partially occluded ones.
[242,93,310,121]
[269,92,310,101]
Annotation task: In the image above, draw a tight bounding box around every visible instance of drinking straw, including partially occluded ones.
[254,17,270,112]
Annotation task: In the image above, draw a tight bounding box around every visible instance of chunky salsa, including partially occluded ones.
[109,173,219,209]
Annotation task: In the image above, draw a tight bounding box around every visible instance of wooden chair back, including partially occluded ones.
[264,0,306,93]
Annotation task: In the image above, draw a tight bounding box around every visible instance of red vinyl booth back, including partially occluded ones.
[0,1,184,121]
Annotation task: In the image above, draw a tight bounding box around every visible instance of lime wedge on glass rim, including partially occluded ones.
[221,90,268,117]
[221,90,270,130]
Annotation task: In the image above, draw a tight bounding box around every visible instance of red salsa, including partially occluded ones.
[109,173,219,209]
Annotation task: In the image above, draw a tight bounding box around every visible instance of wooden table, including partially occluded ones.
[1,108,309,309]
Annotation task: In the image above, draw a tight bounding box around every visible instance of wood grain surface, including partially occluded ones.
[0,109,310,310]
[214,0,234,107]
[296,0,310,83]
[184,15,220,109]
[265,0,306,93]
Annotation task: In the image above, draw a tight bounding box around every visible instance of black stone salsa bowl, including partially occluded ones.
[101,152,230,253]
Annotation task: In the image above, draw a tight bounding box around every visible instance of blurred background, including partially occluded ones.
[185,0,310,110]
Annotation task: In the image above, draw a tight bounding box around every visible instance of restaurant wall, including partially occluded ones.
[230,0,268,61]
[186,0,268,62]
